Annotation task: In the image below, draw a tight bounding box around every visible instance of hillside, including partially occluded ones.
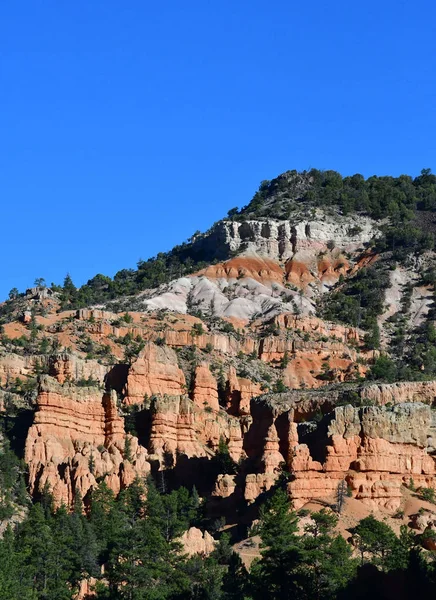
[1,168,436,597]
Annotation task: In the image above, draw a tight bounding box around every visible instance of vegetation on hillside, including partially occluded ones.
[3,168,436,312]
[233,167,436,221]
[320,262,390,334]
[0,475,435,599]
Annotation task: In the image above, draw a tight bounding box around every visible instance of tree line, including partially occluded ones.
[0,476,435,600]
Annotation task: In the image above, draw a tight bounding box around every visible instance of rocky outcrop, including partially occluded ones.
[189,215,377,263]
[123,344,186,405]
[0,352,35,386]
[361,381,436,407]
[148,395,244,464]
[163,329,257,356]
[48,353,108,385]
[226,366,262,415]
[244,473,277,502]
[212,474,237,498]
[192,364,219,411]
[287,403,436,510]
[25,376,149,506]
[148,395,208,461]
[179,527,216,556]
[237,393,436,510]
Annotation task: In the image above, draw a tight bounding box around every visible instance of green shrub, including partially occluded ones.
[418,487,436,504]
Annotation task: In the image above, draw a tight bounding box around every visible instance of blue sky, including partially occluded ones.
[1,1,435,300]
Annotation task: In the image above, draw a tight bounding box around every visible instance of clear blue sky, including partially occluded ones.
[1,1,435,300]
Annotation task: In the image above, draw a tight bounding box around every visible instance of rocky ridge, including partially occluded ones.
[1,185,436,541]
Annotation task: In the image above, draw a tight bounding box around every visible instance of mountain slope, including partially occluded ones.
[1,168,436,588]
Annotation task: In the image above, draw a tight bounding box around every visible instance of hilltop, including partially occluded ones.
[1,168,436,597]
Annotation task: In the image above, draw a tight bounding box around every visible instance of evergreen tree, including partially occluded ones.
[89,482,123,562]
[298,510,357,599]
[211,437,238,476]
[103,482,190,599]
[60,273,77,306]
[179,554,225,600]
[250,489,302,600]
[353,515,397,570]
[0,526,35,599]
[17,503,74,599]
[212,534,248,600]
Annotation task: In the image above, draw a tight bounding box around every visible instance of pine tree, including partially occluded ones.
[89,482,122,562]
[212,533,248,600]
[104,478,191,599]
[299,510,357,599]
[251,489,302,600]
[60,273,77,306]
[0,526,35,599]
[17,503,74,599]
[180,554,225,600]
[353,515,397,570]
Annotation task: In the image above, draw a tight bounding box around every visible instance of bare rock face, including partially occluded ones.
[148,395,208,461]
[139,212,377,321]
[244,473,277,502]
[190,215,376,263]
[192,363,219,412]
[213,474,237,498]
[328,403,432,447]
[238,393,436,510]
[123,343,186,405]
[48,353,108,385]
[227,366,262,416]
[410,509,436,531]
[287,403,436,510]
[148,394,244,464]
[25,376,149,506]
[261,423,284,474]
[0,352,35,386]
[361,381,436,406]
[162,328,257,357]
[179,527,216,556]
[198,256,285,285]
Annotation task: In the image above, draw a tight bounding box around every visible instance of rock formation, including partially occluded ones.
[192,363,219,411]
[179,527,216,556]
[287,403,436,510]
[3,187,436,545]
[25,376,149,506]
[123,344,186,405]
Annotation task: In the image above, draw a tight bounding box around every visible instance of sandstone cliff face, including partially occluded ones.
[123,344,186,405]
[48,353,109,385]
[226,366,262,416]
[192,364,219,411]
[148,395,208,461]
[190,215,376,263]
[237,392,436,509]
[25,376,149,506]
[19,325,436,515]
[147,394,243,464]
[287,403,436,510]
[4,244,436,520]
[361,381,436,406]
